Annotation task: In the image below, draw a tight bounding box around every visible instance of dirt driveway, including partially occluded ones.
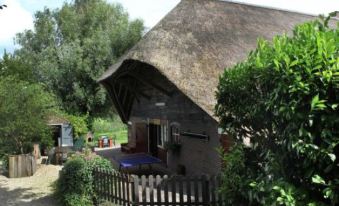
[0,164,62,206]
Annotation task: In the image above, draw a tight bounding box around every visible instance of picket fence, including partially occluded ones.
[93,168,226,206]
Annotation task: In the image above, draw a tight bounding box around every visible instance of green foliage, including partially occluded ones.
[0,52,35,82]
[216,17,339,205]
[65,113,89,138]
[91,116,127,145]
[92,130,127,146]
[64,193,92,206]
[219,145,251,205]
[15,0,144,116]
[56,153,112,206]
[0,76,55,154]
[92,116,126,133]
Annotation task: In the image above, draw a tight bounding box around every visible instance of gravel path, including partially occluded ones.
[0,164,62,206]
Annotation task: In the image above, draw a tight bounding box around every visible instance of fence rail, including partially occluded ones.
[93,168,226,206]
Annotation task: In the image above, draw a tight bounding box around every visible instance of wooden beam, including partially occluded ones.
[106,80,128,123]
[126,94,134,120]
[117,83,122,97]
[101,81,127,123]
[117,78,151,100]
[127,73,173,97]
[114,61,138,80]
[122,83,129,105]
[129,79,141,103]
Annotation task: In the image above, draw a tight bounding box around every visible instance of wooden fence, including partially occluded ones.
[93,168,226,206]
[8,154,37,178]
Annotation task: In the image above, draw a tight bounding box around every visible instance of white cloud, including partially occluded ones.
[109,0,180,28]
[0,0,33,46]
[0,0,338,56]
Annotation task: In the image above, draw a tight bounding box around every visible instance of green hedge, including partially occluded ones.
[56,152,112,206]
[216,16,339,205]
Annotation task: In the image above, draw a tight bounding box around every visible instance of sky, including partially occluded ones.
[0,0,338,56]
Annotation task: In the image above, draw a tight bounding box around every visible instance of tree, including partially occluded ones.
[15,0,144,116]
[216,16,339,205]
[0,52,35,82]
[0,76,55,154]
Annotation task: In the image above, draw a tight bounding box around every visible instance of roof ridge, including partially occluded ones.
[185,0,330,18]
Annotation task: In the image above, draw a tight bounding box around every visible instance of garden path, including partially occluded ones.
[0,163,62,206]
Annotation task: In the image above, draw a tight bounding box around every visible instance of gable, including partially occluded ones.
[99,0,323,122]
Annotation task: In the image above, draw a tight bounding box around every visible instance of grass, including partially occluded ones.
[91,117,128,145]
[93,129,127,145]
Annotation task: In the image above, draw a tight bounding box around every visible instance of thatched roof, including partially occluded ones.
[98,0,332,122]
[47,115,69,125]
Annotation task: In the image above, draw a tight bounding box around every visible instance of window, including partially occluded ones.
[170,123,180,143]
[158,124,168,147]
[152,123,168,148]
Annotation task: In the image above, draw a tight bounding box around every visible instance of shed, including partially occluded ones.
[47,115,74,148]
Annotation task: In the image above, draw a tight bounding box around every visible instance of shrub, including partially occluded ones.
[0,76,54,154]
[56,152,112,206]
[92,116,126,134]
[216,16,339,205]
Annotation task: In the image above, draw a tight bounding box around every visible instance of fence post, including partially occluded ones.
[133,175,139,206]
[149,175,154,204]
[94,168,101,206]
[156,175,162,203]
[171,176,176,205]
[163,175,169,204]
[141,175,147,203]
[202,174,210,205]
[210,175,216,206]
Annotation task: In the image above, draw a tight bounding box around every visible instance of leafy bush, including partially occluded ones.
[56,152,112,206]
[92,116,126,133]
[65,113,89,138]
[216,16,339,205]
[0,76,54,154]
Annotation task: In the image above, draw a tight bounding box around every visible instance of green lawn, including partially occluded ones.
[93,129,128,145]
[91,117,128,146]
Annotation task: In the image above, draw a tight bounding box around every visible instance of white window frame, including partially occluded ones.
[157,123,168,148]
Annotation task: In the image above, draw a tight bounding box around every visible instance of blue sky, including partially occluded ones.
[0,0,338,57]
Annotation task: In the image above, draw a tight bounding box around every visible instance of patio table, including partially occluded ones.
[117,153,162,171]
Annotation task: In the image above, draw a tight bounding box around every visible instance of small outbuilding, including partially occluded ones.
[98,0,321,175]
[47,115,74,148]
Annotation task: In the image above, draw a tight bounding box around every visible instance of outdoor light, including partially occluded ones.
[155,102,166,107]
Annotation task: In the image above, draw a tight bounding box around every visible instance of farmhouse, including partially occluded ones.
[98,0,316,175]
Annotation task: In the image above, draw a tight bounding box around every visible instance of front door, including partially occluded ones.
[148,121,168,164]
[148,123,158,156]
[135,123,148,153]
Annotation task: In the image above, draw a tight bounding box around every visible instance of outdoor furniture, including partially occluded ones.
[102,137,109,147]
[121,143,135,153]
[98,139,103,148]
[117,153,162,171]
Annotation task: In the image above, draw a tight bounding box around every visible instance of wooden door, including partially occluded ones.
[148,124,158,156]
[135,123,148,153]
